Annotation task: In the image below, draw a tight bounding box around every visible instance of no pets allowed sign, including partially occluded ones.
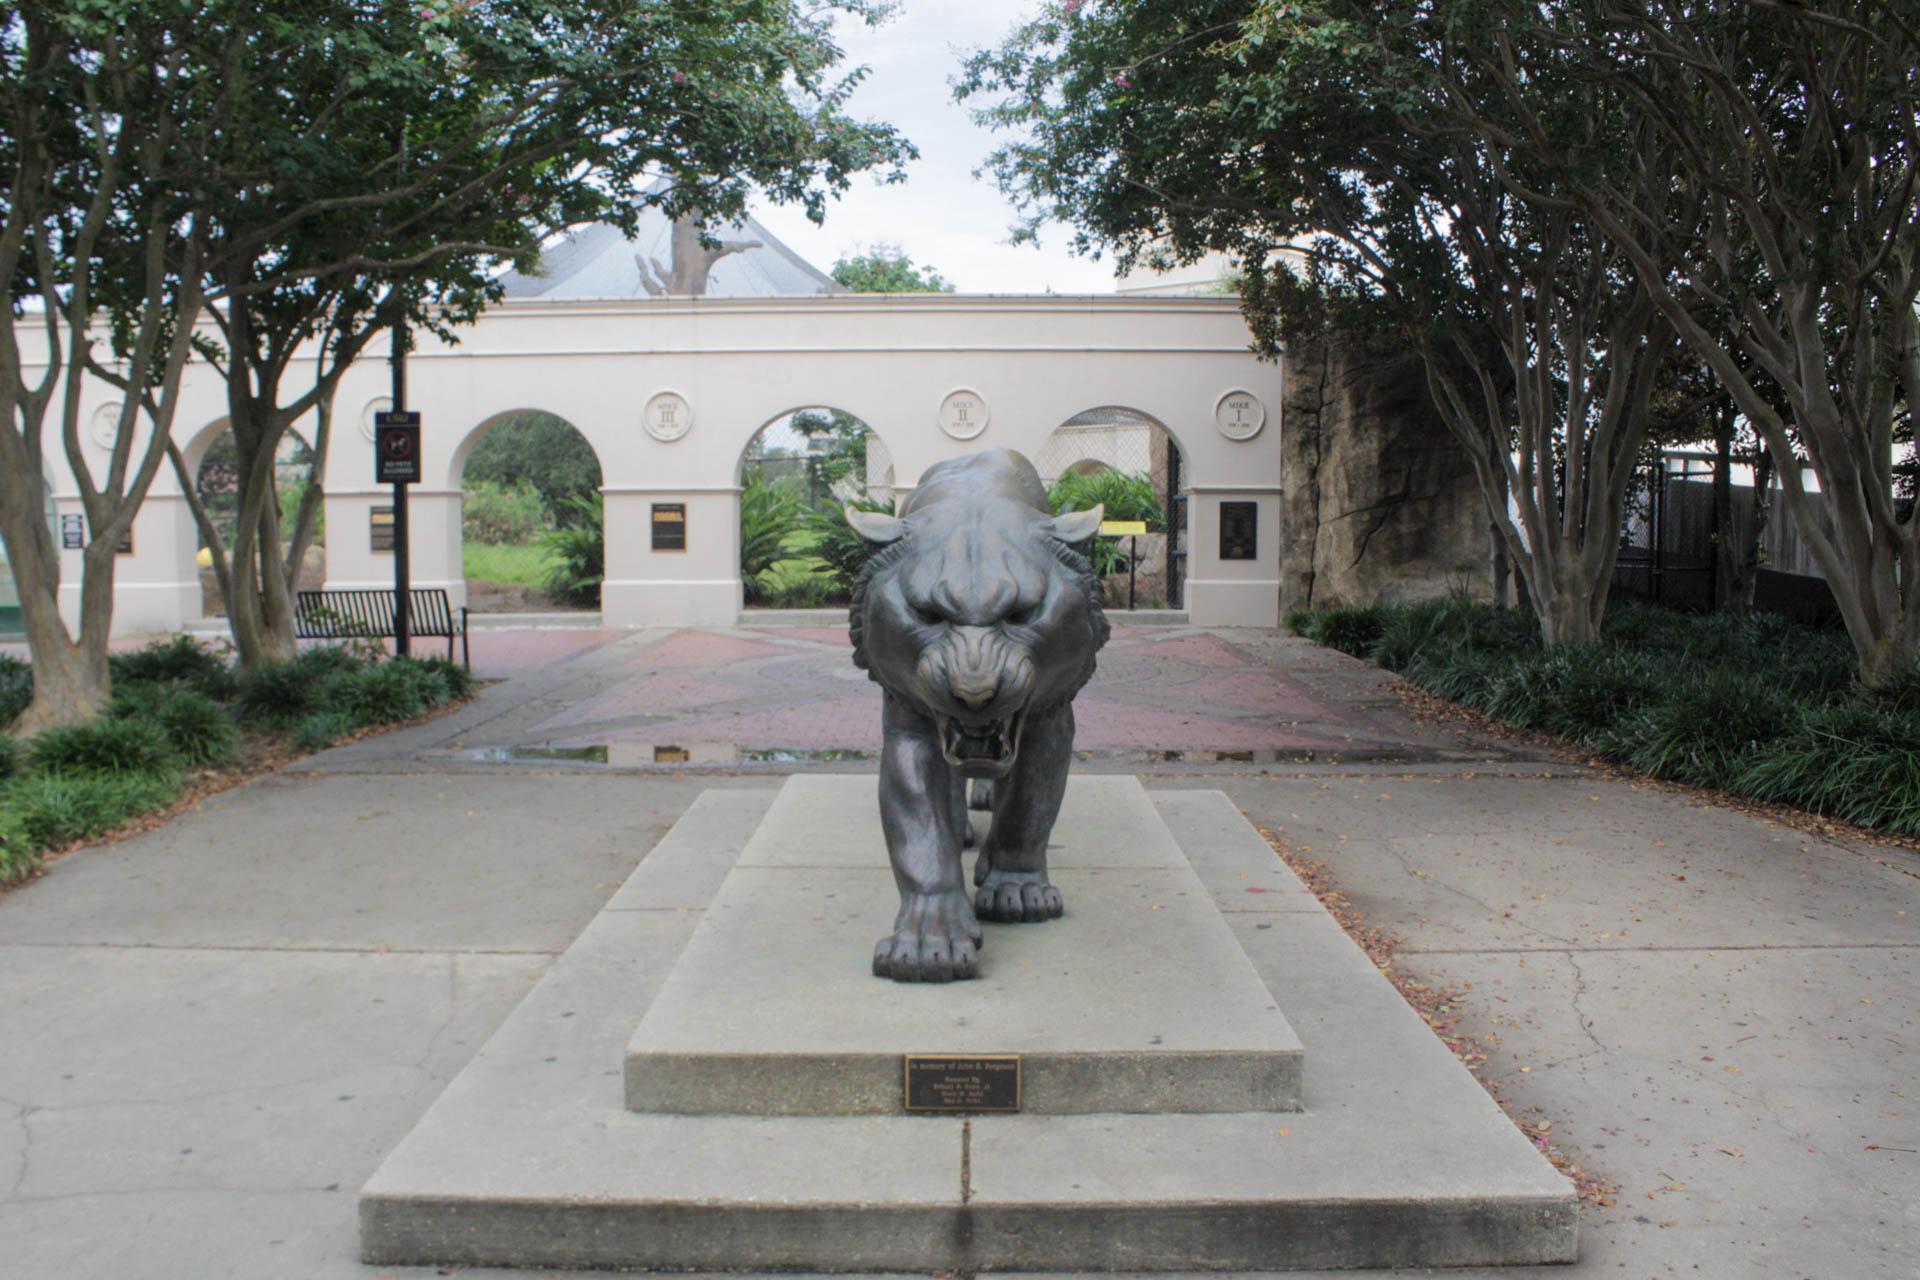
[375,411,421,485]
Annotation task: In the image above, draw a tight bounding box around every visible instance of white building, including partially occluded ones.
[8,213,1288,634]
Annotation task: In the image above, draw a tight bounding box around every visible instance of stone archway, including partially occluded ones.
[736,407,895,608]
[1034,407,1188,609]
[450,409,604,612]
[179,417,323,618]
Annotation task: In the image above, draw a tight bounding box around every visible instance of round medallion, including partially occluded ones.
[360,397,391,443]
[89,402,125,450]
[937,388,988,441]
[1214,389,1266,441]
[644,391,693,442]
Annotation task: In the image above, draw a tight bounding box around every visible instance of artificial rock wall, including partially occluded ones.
[1277,340,1489,613]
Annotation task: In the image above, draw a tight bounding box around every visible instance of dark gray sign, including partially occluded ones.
[903,1055,1021,1112]
[1220,501,1258,561]
[375,411,421,485]
[60,514,84,550]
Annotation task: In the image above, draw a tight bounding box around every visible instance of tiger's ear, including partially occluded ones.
[845,506,907,544]
[1049,504,1104,544]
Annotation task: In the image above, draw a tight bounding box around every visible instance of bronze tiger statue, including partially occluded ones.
[845,449,1109,982]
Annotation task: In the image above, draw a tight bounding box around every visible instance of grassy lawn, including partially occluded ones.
[464,540,552,586]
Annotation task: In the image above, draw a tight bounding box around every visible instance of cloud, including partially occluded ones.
[751,0,1118,294]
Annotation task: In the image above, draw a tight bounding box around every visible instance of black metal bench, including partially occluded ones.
[294,589,469,668]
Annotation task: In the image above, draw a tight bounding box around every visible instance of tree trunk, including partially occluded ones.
[1489,520,1511,607]
[1725,448,1770,614]
[0,428,120,735]
[0,487,113,733]
[1710,401,1738,612]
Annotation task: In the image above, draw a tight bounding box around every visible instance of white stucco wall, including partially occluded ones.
[25,293,1286,632]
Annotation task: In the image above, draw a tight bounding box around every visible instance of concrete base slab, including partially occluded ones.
[625,777,1302,1116]
[361,779,1577,1272]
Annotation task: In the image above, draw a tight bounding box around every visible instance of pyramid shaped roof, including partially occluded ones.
[499,205,842,300]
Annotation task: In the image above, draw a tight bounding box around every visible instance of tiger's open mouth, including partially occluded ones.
[939,713,1025,775]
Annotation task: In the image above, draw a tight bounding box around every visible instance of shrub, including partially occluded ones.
[291,711,355,752]
[541,493,604,607]
[764,574,844,608]
[2,771,180,849]
[1047,468,1164,529]
[1613,670,1797,786]
[1869,660,1920,716]
[29,716,181,779]
[1402,646,1507,709]
[740,473,809,605]
[414,656,476,701]
[234,660,325,727]
[1283,607,1317,637]
[461,478,547,545]
[1732,702,1920,836]
[0,805,37,884]
[808,496,895,597]
[108,634,235,699]
[0,655,31,728]
[1484,648,1662,744]
[324,661,433,727]
[1305,605,1387,658]
[1048,469,1165,577]
[0,734,15,781]
[110,685,240,768]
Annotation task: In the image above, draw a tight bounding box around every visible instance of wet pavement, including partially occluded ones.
[422,622,1490,771]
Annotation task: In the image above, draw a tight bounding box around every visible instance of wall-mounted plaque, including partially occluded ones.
[903,1055,1021,1113]
[1215,389,1266,441]
[1219,500,1258,561]
[644,391,693,442]
[370,506,395,552]
[937,388,988,440]
[651,502,687,551]
[67,514,132,554]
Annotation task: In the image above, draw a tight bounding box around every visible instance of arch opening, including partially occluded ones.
[455,410,604,613]
[187,421,322,619]
[738,407,894,609]
[1034,407,1188,610]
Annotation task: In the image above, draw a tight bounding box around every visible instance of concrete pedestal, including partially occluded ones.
[625,777,1302,1116]
[360,778,1577,1272]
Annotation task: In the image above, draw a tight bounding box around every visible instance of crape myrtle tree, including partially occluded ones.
[0,6,237,732]
[1546,2,1920,684]
[1,1,909,719]
[959,0,1685,646]
[163,0,911,670]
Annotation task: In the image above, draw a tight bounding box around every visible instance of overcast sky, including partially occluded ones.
[750,0,1121,295]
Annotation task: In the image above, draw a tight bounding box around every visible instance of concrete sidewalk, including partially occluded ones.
[0,627,1912,1278]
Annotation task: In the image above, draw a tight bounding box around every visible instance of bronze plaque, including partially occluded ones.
[903,1055,1021,1113]
[370,506,395,552]
[1219,500,1258,561]
[651,502,686,551]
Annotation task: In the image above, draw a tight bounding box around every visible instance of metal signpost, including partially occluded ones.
[1100,519,1149,611]
[376,328,420,656]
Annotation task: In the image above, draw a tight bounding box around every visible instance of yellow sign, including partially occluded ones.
[1099,520,1148,536]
